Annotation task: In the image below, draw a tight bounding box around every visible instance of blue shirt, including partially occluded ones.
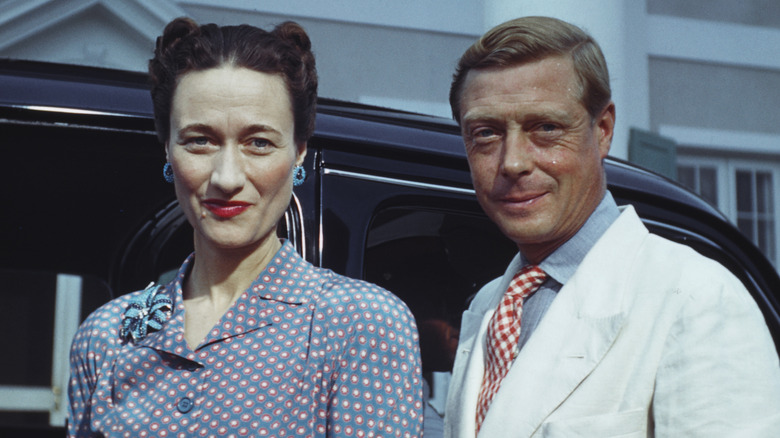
[515,192,620,352]
[68,240,423,437]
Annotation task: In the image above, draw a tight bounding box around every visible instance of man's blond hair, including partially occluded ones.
[449,16,611,123]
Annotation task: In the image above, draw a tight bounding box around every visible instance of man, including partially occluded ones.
[444,16,780,437]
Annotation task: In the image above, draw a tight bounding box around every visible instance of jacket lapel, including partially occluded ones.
[446,255,527,438]
[474,206,647,437]
[477,298,626,437]
[445,307,491,437]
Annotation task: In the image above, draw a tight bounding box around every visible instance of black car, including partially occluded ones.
[1,60,779,436]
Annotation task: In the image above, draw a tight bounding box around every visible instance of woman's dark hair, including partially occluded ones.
[149,17,318,145]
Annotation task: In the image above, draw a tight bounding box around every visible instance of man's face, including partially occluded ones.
[458,55,614,263]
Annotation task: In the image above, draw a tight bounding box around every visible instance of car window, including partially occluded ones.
[365,207,516,337]
[363,205,517,427]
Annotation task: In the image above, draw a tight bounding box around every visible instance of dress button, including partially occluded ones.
[177,397,193,413]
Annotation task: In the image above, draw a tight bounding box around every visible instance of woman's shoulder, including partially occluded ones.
[313,267,415,320]
[83,288,147,323]
[72,287,152,350]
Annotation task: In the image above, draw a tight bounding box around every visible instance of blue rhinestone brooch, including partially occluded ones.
[120,282,173,342]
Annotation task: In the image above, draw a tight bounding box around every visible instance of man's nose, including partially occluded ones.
[500,131,534,177]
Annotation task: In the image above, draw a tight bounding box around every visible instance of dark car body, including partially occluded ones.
[1,60,779,435]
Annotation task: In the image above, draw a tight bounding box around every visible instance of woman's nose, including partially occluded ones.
[210,147,246,194]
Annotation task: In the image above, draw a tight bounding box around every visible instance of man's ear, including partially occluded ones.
[596,101,615,159]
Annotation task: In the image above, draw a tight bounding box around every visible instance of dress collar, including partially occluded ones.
[135,240,316,354]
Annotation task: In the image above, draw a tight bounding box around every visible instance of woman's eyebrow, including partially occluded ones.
[177,123,217,136]
[239,124,283,137]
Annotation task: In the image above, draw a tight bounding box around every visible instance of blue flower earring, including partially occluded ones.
[293,165,306,186]
[163,162,174,183]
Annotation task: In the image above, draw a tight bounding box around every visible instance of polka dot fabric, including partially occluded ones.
[68,241,423,437]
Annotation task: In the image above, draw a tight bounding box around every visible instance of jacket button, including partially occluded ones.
[177,397,193,413]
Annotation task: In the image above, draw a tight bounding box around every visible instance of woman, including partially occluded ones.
[68,17,423,437]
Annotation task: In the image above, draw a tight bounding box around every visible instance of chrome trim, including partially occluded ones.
[323,168,475,196]
[285,192,306,260]
[0,117,156,135]
[317,150,325,266]
[14,104,145,118]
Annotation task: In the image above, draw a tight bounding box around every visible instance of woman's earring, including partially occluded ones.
[163,162,174,183]
[292,165,306,187]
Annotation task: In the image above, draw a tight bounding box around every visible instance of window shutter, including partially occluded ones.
[628,128,677,179]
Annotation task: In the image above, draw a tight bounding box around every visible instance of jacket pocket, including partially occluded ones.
[539,408,647,437]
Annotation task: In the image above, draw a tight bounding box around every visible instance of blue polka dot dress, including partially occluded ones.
[68,241,423,437]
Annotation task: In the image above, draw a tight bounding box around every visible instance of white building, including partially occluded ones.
[2,0,779,265]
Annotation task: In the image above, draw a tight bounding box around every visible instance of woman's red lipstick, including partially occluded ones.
[203,199,251,219]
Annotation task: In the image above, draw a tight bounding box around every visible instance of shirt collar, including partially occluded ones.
[523,191,620,285]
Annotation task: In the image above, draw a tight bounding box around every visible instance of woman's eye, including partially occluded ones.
[252,138,271,148]
[183,136,210,147]
[181,136,212,151]
[248,138,276,154]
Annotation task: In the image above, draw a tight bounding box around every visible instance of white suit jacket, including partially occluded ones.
[444,206,780,437]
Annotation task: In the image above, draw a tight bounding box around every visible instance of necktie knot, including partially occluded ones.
[506,265,547,301]
[476,265,547,431]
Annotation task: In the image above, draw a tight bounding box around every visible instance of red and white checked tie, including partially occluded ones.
[476,265,547,432]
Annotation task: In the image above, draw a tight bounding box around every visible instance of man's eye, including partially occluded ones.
[191,137,209,145]
[474,128,495,138]
[539,124,558,133]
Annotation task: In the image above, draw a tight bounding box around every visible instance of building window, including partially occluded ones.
[677,155,780,268]
[736,169,776,265]
[677,163,718,206]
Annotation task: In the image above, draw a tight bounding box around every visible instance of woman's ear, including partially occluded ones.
[296,142,308,166]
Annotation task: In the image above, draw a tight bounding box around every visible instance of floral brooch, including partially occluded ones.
[120,282,173,343]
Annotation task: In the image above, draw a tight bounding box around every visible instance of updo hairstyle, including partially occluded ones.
[149,17,318,145]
